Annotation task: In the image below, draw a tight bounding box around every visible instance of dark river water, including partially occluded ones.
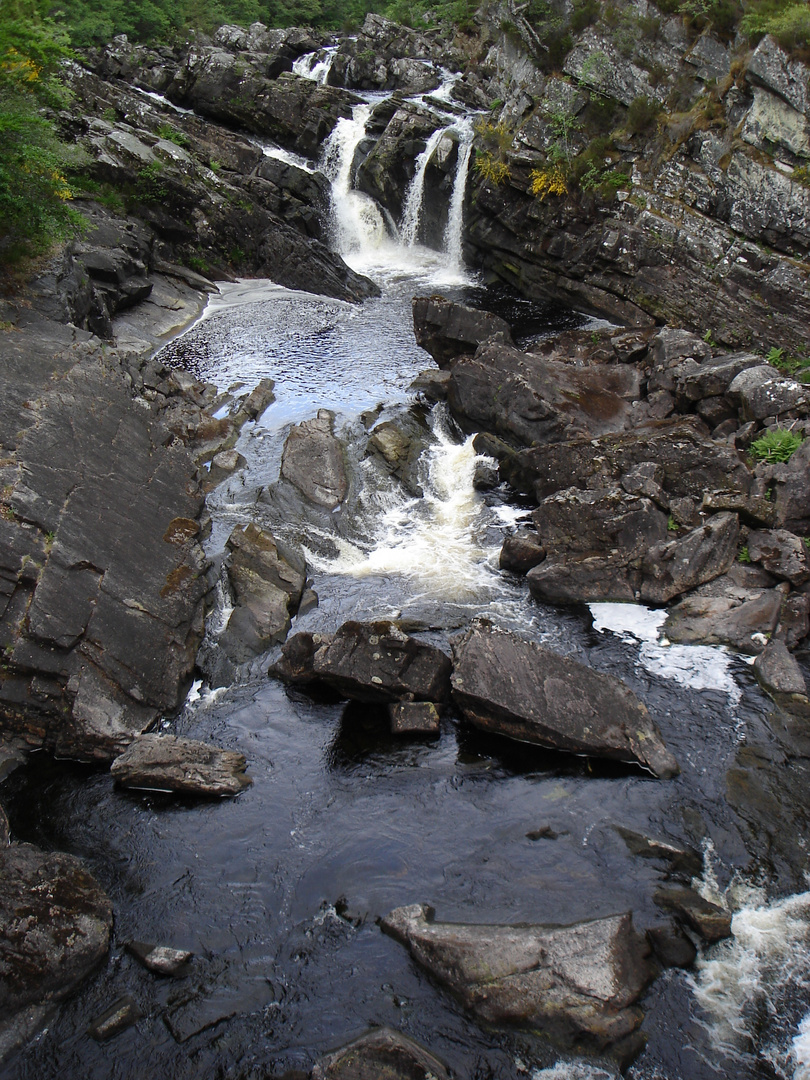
[4,75,810,1080]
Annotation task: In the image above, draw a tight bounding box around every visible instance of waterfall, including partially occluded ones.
[441,117,475,275]
[400,126,449,248]
[319,103,386,256]
[292,46,337,84]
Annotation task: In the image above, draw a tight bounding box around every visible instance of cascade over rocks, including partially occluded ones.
[451,622,678,777]
[380,903,657,1053]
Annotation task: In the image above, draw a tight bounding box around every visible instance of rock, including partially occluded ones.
[367,412,429,496]
[748,528,810,585]
[126,941,193,976]
[274,621,452,704]
[753,640,808,698]
[388,700,441,736]
[503,418,752,505]
[775,590,810,648]
[311,1027,451,1080]
[499,532,546,574]
[110,734,252,797]
[640,513,740,604]
[473,458,500,490]
[727,366,809,421]
[220,523,306,661]
[672,351,762,405]
[207,448,247,488]
[409,368,451,401]
[702,490,776,528]
[87,996,142,1041]
[747,34,810,119]
[281,409,348,509]
[0,803,8,846]
[665,586,785,654]
[0,844,112,1043]
[380,903,656,1052]
[448,342,640,448]
[451,622,678,778]
[615,827,703,878]
[771,440,810,533]
[255,223,380,304]
[533,486,669,560]
[653,887,732,943]
[646,923,697,969]
[411,296,514,368]
[527,552,640,604]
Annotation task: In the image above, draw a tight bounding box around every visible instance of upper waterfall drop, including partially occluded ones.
[400,126,449,248]
[292,46,338,84]
[440,116,475,280]
[320,103,387,257]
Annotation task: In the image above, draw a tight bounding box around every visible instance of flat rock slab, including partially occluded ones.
[311,1026,451,1080]
[0,843,112,1025]
[110,734,251,797]
[273,622,452,704]
[381,903,656,1052]
[451,623,678,778]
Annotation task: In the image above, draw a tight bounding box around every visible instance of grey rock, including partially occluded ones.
[281,409,348,509]
[741,87,810,159]
[451,622,678,778]
[110,734,252,797]
[615,827,703,878]
[747,34,810,118]
[646,923,697,970]
[753,640,808,698]
[273,622,452,704]
[653,887,732,943]
[641,513,740,604]
[412,296,514,368]
[533,485,668,559]
[409,368,451,401]
[665,586,785,654]
[772,439,810,532]
[0,844,112,1040]
[527,552,639,604]
[388,700,441,736]
[727,366,809,421]
[775,590,810,648]
[126,941,193,976]
[702,490,776,528]
[311,1027,451,1080]
[499,532,546,574]
[87,996,142,1041]
[381,902,656,1051]
[748,528,810,585]
[673,351,762,404]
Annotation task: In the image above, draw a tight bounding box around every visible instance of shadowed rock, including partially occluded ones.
[0,844,112,1052]
[412,295,514,368]
[753,639,809,705]
[311,1026,451,1080]
[380,903,656,1052]
[640,513,740,604]
[110,734,251,796]
[653,888,732,943]
[451,622,678,777]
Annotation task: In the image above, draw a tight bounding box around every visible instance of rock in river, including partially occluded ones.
[311,1026,451,1080]
[280,409,348,510]
[110,734,252,796]
[381,903,656,1053]
[451,622,678,778]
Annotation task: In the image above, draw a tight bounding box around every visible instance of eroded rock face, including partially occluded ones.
[380,903,656,1052]
[311,1026,451,1080]
[110,734,252,796]
[272,621,452,704]
[412,296,514,368]
[0,844,112,1037]
[451,622,678,778]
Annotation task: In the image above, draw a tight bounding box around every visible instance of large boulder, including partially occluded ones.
[380,903,657,1052]
[726,366,810,421]
[110,734,252,796]
[311,1027,450,1080]
[640,513,740,604]
[273,621,452,704]
[411,296,513,368]
[448,343,640,448]
[280,409,348,510]
[451,622,678,778]
[0,844,112,1051]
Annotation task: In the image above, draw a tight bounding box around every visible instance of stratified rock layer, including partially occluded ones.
[110,734,252,796]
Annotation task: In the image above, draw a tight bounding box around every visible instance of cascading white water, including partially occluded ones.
[400,126,449,247]
[292,46,338,84]
[441,117,475,276]
[319,103,387,255]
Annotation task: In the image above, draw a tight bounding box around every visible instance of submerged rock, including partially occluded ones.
[0,844,112,1050]
[451,622,678,778]
[87,995,142,1041]
[273,622,452,704]
[311,1026,451,1080]
[381,903,656,1052]
[387,700,441,736]
[126,941,193,976]
[110,734,252,796]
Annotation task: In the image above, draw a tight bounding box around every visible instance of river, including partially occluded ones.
[3,57,810,1080]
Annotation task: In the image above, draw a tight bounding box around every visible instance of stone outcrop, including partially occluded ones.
[451,622,678,778]
[110,733,252,796]
[272,621,452,704]
[412,295,514,367]
[381,903,657,1053]
[311,1026,451,1080]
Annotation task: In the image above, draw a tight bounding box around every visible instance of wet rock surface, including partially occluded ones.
[311,1026,451,1080]
[110,734,252,796]
[281,410,349,510]
[381,903,656,1052]
[451,622,678,778]
[412,295,514,367]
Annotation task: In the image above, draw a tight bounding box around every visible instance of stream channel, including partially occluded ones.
[4,56,810,1080]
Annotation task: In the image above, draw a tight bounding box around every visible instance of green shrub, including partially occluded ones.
[749,427,804,464]
[627,95,663,135]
